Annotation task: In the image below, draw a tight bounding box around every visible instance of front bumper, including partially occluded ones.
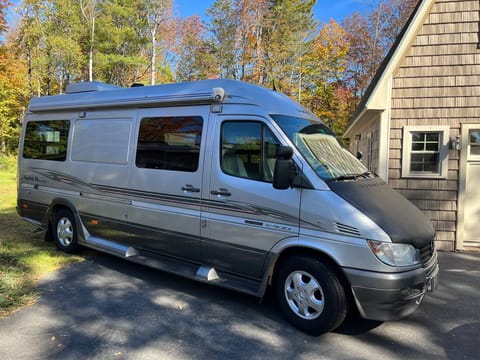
[344,251,439,321]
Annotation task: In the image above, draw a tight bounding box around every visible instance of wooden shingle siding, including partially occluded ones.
[389,0,480,250]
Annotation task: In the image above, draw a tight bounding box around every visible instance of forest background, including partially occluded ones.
[0,0,418,155]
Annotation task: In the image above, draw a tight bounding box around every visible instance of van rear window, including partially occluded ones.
[23,120,70,161]
[136,116,203,172]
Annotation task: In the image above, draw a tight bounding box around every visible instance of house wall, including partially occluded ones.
[347,115,380,174]
[390,0,480,251]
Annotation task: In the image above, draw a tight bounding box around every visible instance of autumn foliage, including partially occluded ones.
[0,0,418,154]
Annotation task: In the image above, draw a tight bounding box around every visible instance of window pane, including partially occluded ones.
[410,163,423,172]
[221,122,261,180]
[221,122,279,182]
[470,145,480,156]
[426,133,439,142]
[470,131,480,144]
[411,142,424,151]
[425,142,439,151]
[23,120,70,161]
[423,163,440,172]
[136,116,203,172]
[411,132,424,142]
[263,128,280,181]
[411,153,425,163]
[410,152,440,173]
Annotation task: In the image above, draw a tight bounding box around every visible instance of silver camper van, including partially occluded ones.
[17,80,438,335]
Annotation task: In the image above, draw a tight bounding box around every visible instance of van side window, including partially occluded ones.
[221,121,279,182]
[23,120,70,161]
[72,119,131,164]
[136,116,203,172]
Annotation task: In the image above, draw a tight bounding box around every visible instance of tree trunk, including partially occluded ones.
[150,29,157,85]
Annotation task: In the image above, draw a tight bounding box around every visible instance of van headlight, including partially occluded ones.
[367,240,421,267]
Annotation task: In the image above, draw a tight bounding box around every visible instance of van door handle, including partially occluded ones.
[181,185,200,193]
[211,188,231,197]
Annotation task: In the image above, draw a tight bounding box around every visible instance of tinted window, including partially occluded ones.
[136,116,203,172]
[221,121,279,182]
[23,120,70,161]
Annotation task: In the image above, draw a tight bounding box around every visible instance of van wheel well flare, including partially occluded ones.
[273,255,348,335]
[52,208,79,254]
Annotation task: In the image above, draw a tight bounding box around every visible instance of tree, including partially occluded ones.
[16,0,84,95]
[236,0,269,82]
[300,20,350,134]
[80,0,98,82]
[174,16,217,81]
[0,41,29,154]
[206,0,239,79]
[0,0,10,35]
[261,0,317,94]
[139,0,173,85]
[343,0,418,100]
[94,0,149,86]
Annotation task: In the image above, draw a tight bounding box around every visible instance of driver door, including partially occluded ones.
[202,116,301,279]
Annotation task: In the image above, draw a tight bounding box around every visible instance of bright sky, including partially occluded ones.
[5,0,369,31]
[175,0,368,23]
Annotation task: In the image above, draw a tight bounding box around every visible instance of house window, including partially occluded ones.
[402,126,449,178]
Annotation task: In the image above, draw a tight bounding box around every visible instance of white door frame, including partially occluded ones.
[456,123,480,250]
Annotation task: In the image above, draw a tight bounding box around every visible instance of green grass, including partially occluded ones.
[0,157,85,316]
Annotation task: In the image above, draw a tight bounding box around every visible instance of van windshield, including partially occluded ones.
[271,114,369,181]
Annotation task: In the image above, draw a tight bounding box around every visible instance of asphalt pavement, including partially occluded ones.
[0,251,478,360]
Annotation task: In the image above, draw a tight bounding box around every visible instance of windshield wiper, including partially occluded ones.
[327,171,374,182]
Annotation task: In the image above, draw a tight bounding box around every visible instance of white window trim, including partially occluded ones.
[402,126,450,179]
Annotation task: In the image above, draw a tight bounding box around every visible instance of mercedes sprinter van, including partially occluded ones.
[17,79,439,334]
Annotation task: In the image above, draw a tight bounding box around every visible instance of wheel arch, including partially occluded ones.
[261,239,354,306]
[43,198,85,243]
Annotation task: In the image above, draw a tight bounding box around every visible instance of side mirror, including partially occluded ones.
[273,146,295,190]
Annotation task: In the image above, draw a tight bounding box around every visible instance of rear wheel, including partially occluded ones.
[274,255,347,335]
[52,209,79,253]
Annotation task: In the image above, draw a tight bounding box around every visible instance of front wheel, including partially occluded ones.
[273,255,348,335]
[52,209,79,253]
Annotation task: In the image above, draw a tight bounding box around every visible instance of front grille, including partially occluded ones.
[419,239,435,265]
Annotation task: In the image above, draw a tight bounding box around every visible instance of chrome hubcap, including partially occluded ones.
[284,271,324,320]
[57,217,73,247]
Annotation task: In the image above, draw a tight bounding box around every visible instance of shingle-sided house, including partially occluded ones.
[344,0,480,251]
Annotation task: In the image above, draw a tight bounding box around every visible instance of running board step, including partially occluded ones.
[83,237,262,296]
[131,250,262,296]
[85,236,139,257]
[196,265,220,281]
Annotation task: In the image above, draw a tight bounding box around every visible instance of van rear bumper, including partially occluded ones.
[343,252,439,321]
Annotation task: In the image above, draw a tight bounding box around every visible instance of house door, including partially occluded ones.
[457,124,480,249]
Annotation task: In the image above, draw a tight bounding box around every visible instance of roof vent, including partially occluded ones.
[66,81,122,94]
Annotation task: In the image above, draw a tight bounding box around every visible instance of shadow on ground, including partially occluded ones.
[0,251,478,360]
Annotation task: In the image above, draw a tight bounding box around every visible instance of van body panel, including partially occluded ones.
[327,178,435,248]
[299,188,391,242]
[345,250,439,321]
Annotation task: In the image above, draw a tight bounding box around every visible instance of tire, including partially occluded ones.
[273,255,348,335]
[52,209,79,253]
